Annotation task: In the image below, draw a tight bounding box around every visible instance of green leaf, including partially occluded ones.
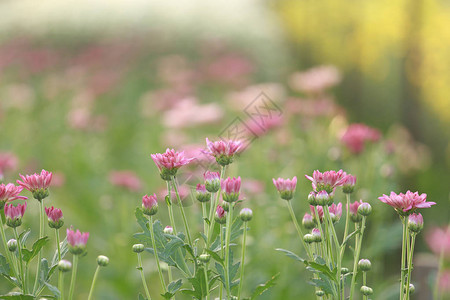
[168,279,183,294]
[138,293,147,300]
[51,237,68,267]
[215,262,225,284]
[250,273,280,300]
[230,218,244,242]
[44,281,61,298]
[19,229,31,246]
[0,293,35,299]
[0,254,10,275]
[135,208,149,233]
[40,258,50,282]
[342,229,360,247]
[205,249,224,266]
[230,261,240,281]
[306,260,336,283]
[22,236,49,263]
[275,248,305,262]
[309,273,337,296]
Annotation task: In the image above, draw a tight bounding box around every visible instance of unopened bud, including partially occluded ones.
[58,260,72,272]
[221,202,230,212]
[195,184,211,203]
[199,253,210,263]
[358,259,372,271]
[303,234,315,244]
[97,255,109,267]
[239,208,253,222]
[302,213,315,230]
[312,228,322,243]
[316,191,330,206]
[341,267,349,274]
[360,286,373,296]
[132,244,145,253]
[408,213,423,233]
[7,239,17,252]
[404,283,415,294]
[163,226,173,235]
[308,192,317,206]
[357,203,372,217]
[316,290,325,296]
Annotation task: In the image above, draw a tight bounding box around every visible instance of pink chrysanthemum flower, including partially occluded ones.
[341,174,356,194]
[17,169,52,201]
[151,149,194,180]
[310,205,324,222]
[205,138,243,166]
[340,123,381,154]
[302,213,315,229]
[272,176,297,200]
[142,194,158,216]
[0,183,27,209]
[195,184,210,203]
[4,202,27,228]
[329,202,343,220]
[349,200,364,223]
[204,171,220,193]
[426,226,450,258]
[378,191,436,215]
[109,170,142,192]
[221,177,241,203]
[45,206,64,229]
[67,228,89,255]
[305,170,347,193]
[408,213,424,233]
[215,205,227,224]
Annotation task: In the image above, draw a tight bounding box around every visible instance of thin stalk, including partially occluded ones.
[237,221,248,300]
[313,208,328,262]
[58,270,64,300]
[0,213,19,277]
[224,202,233,298]
[433,248,445,300]
[14,227,26,293]
[219,225,224,300]
[166,181,177,233]
[287,201,313,259]
[33,200,45,293]
[349,217,366,300]
[172,178,192,247]
[56,229,61,261]
[87,265,100,300]
[363,272,367,300]
[204,266,210,300]
[68,255,78,300]
[405,234,416,300]
[137,253,152,300]
[342,195,351,245]
[202,202,208,240]
[207,166,226,248]
[324,206,341,297]
[400,218,408,300]
[149,216,167,293]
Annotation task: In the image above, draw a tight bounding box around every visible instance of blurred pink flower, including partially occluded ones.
[226,83,285,111]
[305,170,347,193]
[109,171,141,192]
[285,97,340,117]
[378,191,435,214]
[340,123,381,154]
[439,271,450,293]
[0,183,27,206]
[202,53,254,86]
[0,152,18,179]
[245,115,284,137]
[241,179,265,195]
[162,98,224,129]
[289,65,341,94]
[426,226,450,258]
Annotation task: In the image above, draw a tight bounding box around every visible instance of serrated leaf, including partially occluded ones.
[40,258,50,282]
[135,208,149,233]
[275,248,305,262]
[230,261,240,281]
[44,281,61,298]
[19,229,31,246]
[215,262,225,283]
[306,261,336,283]
[230,218,244,242]
[51,237,68,267]
[22,236,49,263]
[168,279,183,293]
[205,249,224,266]
[250,273,279,300]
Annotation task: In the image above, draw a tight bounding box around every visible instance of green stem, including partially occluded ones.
[14,227,26,293]
[137,253,152,300]
[342,195,351,246]
[58,270,64,300]
[56,229,61,262]
[166,181,177,233]
[33,200,45,293]
[172,178,192,247]
[363,272,367,300]
[433,248,444,300]
[202,202,208,241]
[224,202,233,298]
[0,212,19,278]
[149,216,167,293]
[207,166,226,248]
[405,234,416,300]
[204,266,210,300]
[313,207,328,263]
[400,218,408,300]
[68,255,78,300]
[349,217,366,300]
[324,206,341,297]
[237,221,248,300]
[219,225,224,300]
[87,265,100,300]
[287,201,313,259]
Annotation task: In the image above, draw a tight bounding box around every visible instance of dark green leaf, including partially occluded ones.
[44,281,61,298]
[275,248,305,262]
[250,273,280,300]
[0,254,10,275]
[205,249,224,266]
[168,279,183,294]
[135,208,149,233]
[22,236,49,263]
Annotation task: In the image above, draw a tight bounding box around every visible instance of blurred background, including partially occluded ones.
[0,0,449,299]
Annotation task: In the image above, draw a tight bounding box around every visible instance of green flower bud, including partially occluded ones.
[198,253,210,264]
[132,244,145,253]
[360,286,373,296]
[58,260,72,272]
[7,239,17,252]
[358,259,372,272]
[239,208,253,222]
[357,203,372,217]
[97,255,109,267]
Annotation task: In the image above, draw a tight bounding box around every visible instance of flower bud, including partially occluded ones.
[360,286,373,296]
[97,255,109,267]
[58,260,72,272]
[358,259,372,271]
[316,191,330,206]
[199,253,210,263]
[349,200,363,223]
[316,290,325,297]
[404,283,415,294]
[408,213,423,233]
[342,175,356,194]
[45,206,64,229]
[273,177,297,201]
[357,202,372,216]
[204,171,220,193]
[307,192,317,206]
[215,206,227,224]
[7,239,17,252]
[221,177,241,203]
[221,202,230,212]
[302,213,316,230]
[303,234,315,244]
[142,194,158,216]
[163,226,173,235]
[195,184,211,203]
[4,203,27,228]
[133,244,145,253]
[312,228,322,243]
[341,267,349,274]
[239,208,253,222]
